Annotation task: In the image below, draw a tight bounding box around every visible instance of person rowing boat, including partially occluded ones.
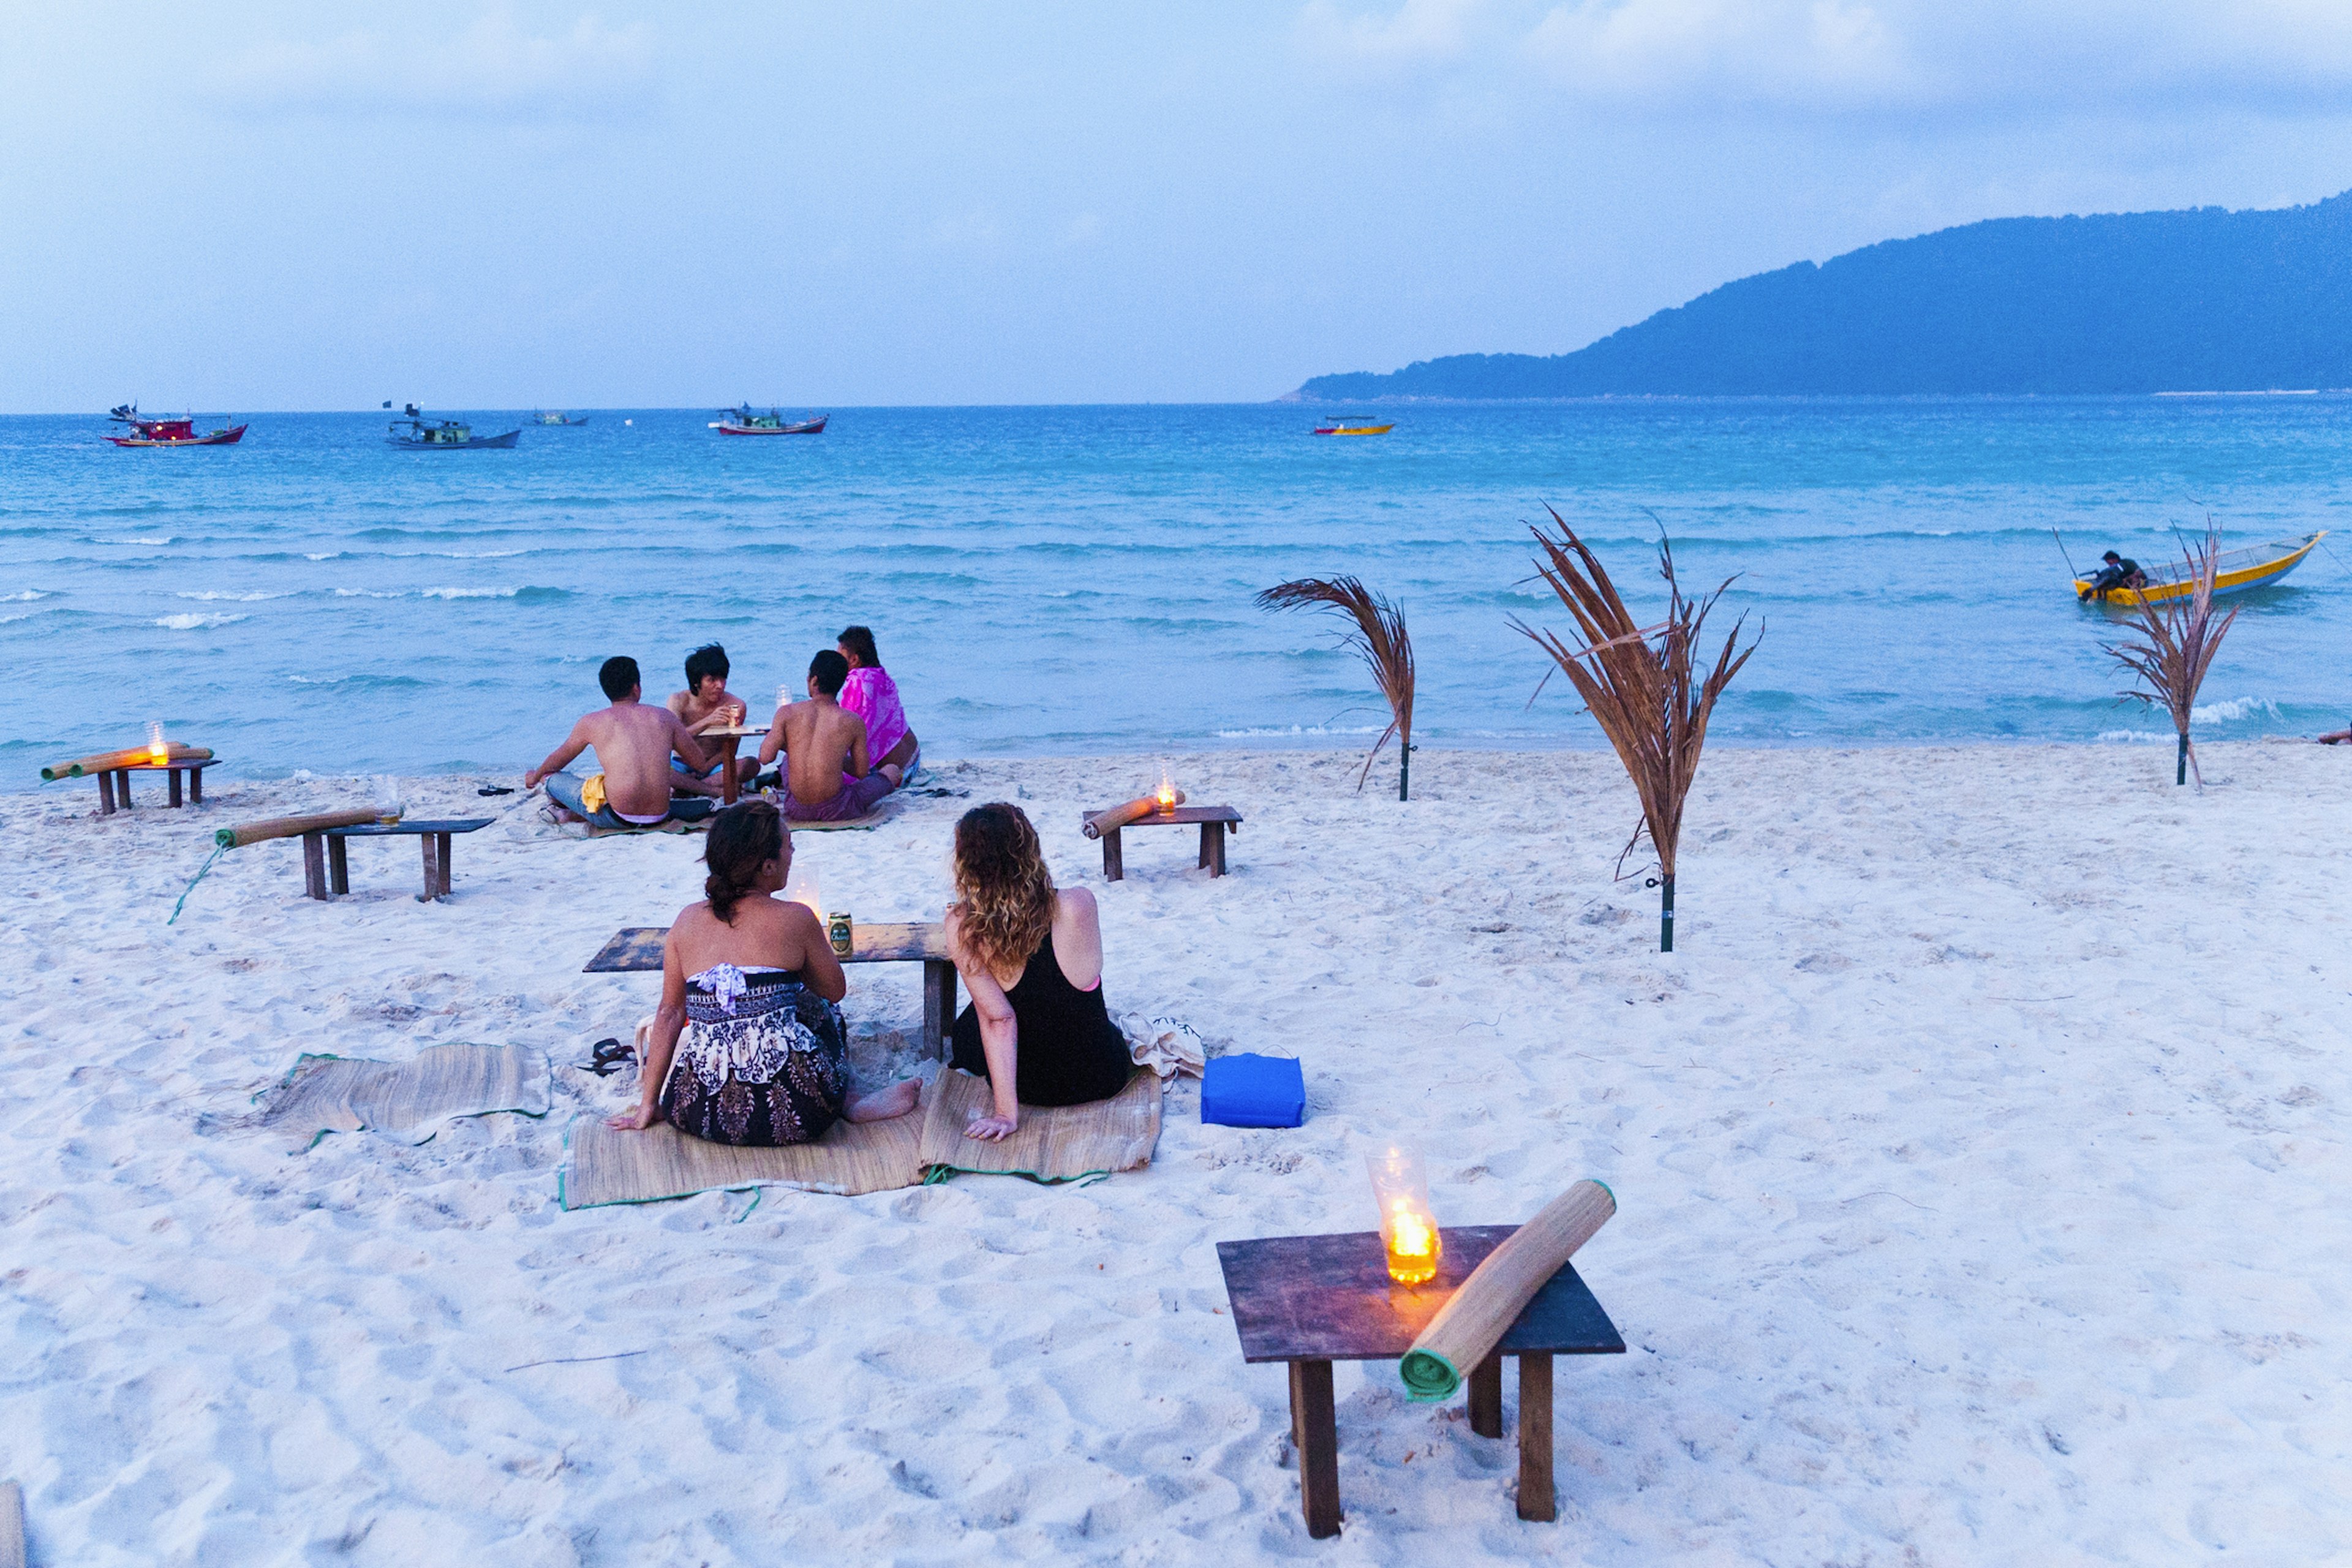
[2078,550,2147,601]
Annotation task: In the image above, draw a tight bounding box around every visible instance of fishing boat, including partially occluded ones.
[1313,418,1394,435]
[710,404,827,435]
[104,405,246,447]
[2073,530,2328,605]
[532,410,589,426]
[386,405,520,450]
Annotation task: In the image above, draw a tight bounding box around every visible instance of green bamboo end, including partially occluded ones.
[1398,1348,1461,1402]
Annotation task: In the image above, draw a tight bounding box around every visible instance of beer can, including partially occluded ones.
[826,911,853,957]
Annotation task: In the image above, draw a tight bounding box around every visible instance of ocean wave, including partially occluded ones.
[154,612,247,630]
[175,589,294,602]
[0,590,51,601]
[305,552,343,561]
[421,586,520,599]
[98,535,173,546]
[333,588,404,598]
[1215,724,1392,738]
[2192,695,2281,724]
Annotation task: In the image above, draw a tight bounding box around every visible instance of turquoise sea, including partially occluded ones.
[2,399,2348,785]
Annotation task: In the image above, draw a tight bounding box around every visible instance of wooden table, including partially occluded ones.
[1216,1226,1624,1538]
[584,920,958,1058]
[1084,804,1242,881]
[91,758,221,816]
[304,818,495,903]
[696,725,768,805]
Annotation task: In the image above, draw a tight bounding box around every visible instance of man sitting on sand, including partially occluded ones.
[756,649,903,823]
[527,656,720,828]
[665,643,759,797]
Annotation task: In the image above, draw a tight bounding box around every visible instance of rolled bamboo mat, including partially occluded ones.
[216,809,381,849]
[1398,1179,1616,1401]
[1083,790,1185,839]
[42,742,213,780]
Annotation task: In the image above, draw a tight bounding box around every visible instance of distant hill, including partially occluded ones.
[1292,192,2352,399]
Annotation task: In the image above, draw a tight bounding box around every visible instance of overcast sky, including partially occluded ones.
[6,1,2352,410]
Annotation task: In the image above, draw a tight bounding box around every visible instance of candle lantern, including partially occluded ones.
[1367,1144,1442,1286]
[146,720,169,766]
[1154,760,1179,813]
[784,861,821,919]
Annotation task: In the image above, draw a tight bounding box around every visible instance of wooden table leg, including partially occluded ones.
[1207,821,1228,876]
[418,834,441,902]
[1289,1359,1341,1539]
[98,773,116,815]
[168,768,184,807]
[1101,827,1124,882]
[190,767,204,804]
[437,832,453,897]
[1516,1352,1556,1523]
[114,769,132,809]
[302,832,328,900]
[923,959,957,1060]
[720,736,742,804]
[1469,1352,1504,1438]
[328,836,350,895]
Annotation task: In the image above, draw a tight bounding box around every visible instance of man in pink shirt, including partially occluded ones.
[836,625,919,778]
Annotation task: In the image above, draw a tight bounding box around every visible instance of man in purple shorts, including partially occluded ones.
[758,650,903,822]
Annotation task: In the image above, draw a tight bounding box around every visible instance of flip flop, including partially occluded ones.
[586,1038,633,1076]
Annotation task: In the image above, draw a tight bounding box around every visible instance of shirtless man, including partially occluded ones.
[526,656,718,827]
[664,643,758,797]
[756,649,903,823]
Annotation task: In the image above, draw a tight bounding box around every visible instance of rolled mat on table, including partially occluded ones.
[1082,790,1186,840]
[1398,1178,1617,1401]
[42,743,214,781]
[216,809,382,849]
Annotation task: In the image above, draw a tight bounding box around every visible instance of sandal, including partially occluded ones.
[586,1038,634,1077]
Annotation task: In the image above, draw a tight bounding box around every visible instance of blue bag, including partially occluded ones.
[1200,1054,1306,1128]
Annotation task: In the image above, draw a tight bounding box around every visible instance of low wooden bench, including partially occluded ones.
[584,920,958,1058]
[92,758,221,816]
[1083,804,1242,881]
[304,818,495,903]
[1216,1227,1624,1538]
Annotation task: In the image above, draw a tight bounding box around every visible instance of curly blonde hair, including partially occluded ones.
[952,802,1056,975]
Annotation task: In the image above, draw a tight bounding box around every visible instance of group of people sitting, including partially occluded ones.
[603,797,1134,1145]
[524,625,919,827]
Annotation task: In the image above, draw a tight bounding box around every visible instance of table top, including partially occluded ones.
[1084,804,1243,828]
[101,757,222,772]
[584,919,950,973]
[1216,1226,1624,1363]
[324,818,496,837]
[697,725,770,739]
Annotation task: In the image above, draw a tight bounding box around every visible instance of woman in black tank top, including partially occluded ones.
[944,804,1131,1139]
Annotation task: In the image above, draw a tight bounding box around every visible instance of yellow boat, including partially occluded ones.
[2074,530,2327,606]
[1313,420,1394,435]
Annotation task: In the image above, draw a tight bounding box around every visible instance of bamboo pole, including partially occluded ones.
[1083,790,1184,840]
[42,744,213,782]
[1398,1179,1616,1401]
[215,810,380,850]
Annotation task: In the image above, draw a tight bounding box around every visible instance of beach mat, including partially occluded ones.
[783,798,902,832]
[255,1042,550,1148]
[582,816,709,839]
[559,1095,925,1208]
[918,1067,1162,1185]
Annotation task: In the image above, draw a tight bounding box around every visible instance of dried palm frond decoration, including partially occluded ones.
[1256,576,1417,799]
[1513,508,1757,952]
[2104,529,2238,788]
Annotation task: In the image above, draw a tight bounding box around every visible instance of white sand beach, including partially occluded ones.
[3,741,2348,1564]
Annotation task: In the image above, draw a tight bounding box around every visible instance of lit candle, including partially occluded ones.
[1154,763,1178,812]
[1368,1144,1442,1286]
[146,721,168,766]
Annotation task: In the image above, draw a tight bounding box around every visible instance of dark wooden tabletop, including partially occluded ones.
[584,919,949,973]
[1216,1226,1624,1363]
[1082,805,1243,828]
[323,818,496,837]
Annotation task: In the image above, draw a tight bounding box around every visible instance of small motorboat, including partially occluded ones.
[105,404,246,447]
[2073,530,2328,606]
[532,410,589,426]
[386,404,520,450]
[710,404,827,435]
[1313,418,1394,435]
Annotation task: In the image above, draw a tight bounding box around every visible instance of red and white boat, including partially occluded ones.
[105,405,247,447]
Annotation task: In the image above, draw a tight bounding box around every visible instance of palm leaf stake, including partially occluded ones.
[1256,576,1417,799]
[1513,510,1757,952]
[2103,529,2237,788]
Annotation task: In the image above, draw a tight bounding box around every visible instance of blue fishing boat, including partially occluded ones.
[386,404,520,450]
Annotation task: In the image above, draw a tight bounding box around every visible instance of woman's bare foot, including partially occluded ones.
[844,1077,921,1121]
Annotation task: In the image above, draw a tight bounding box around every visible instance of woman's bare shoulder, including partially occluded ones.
[1057,886,1099,920]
